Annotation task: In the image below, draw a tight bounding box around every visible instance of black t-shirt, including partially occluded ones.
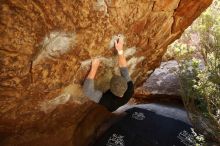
[99,81,134,112]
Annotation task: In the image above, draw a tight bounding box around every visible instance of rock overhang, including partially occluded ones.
[0,0,213,145]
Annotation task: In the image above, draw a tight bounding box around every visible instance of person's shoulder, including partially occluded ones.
[102,89,114,97]
[127,81,134,86]
[103,89,111,94]
[124,81,134,94]
[99,89,116,105]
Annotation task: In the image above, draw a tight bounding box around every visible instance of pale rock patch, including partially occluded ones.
[33,31,76,65]
[40,93,71,113]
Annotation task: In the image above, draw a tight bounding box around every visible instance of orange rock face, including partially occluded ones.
[0,0,212,145]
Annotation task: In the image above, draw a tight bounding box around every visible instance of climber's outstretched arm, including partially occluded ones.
[115,37,127,68]
[115,36,131,82]
[83,59,103,103]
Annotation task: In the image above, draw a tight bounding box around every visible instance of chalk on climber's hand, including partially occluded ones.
[109,34,125,49]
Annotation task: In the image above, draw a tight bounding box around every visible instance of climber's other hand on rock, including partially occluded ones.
[87,58,100,79]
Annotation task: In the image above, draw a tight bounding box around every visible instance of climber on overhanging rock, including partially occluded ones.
[83,35,134,112]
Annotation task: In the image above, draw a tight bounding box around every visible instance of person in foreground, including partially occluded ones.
[83,36,134,112]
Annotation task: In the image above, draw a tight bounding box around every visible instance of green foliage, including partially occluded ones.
[166,0,220,143]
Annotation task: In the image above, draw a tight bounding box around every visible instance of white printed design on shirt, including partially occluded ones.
[177,130,196,146]
[106,133,125,146]
[131,112,146,120]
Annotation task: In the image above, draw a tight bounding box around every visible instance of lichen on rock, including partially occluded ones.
[33,31,76,65]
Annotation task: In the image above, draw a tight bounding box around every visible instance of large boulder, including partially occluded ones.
[0,0,212,145]
[135,60,180,96]
[134,60,183,105]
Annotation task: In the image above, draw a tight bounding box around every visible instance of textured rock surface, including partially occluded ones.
[135,60,180,96]
[0,101,114,146]
[0,0,212,145]
[134,60,183,105]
